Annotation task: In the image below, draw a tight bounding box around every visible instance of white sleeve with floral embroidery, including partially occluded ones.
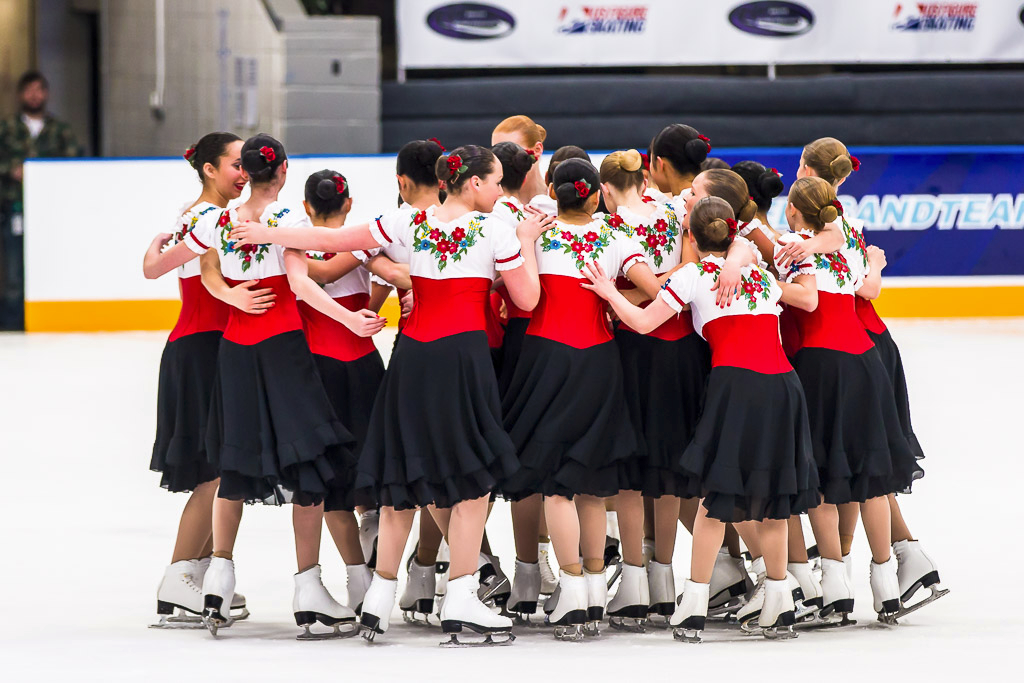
[774,231,866,295]
[491,196,526,228]
[214,202,312,280]
[177,202,221,278]
[660,257,782,338]
[603,203,683,274]
[537,218,649,278]
[371,207,523,279]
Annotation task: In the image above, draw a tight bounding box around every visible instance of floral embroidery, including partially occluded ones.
[218,207,289,272]
[412,213,486,271]
[739,267,773,311]
[603,207,679,268]
[841,217,868,269]
[306,252,336,261]
[175,205,218,243]
[813,251,852,287]
[698,260,722,282]
[502,200,525,222]
[541,222,613,270]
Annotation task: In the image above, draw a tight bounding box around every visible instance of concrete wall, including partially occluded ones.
[100,0,380,157]
[36,0,95,153]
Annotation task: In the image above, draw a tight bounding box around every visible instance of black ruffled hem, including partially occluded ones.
[867,328,925,461]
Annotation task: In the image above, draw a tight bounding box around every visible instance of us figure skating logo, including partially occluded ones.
[891,3,977,32]
[556,5,648,34]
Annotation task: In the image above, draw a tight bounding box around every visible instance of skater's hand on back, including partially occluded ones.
[226,279,276,314]
[229,220,271,247]
[579,262,616,301]
[400,290,414,318]
[775,240,811,270]
[346,309,388,337]
[517,207,556,241]
[711,262,743,308]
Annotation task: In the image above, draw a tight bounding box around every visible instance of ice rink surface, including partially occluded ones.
[1,319,1020,680]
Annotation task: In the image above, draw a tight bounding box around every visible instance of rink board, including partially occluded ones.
[22,148,1024,332]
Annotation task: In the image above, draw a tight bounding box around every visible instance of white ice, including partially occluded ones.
[1,320,1020,680]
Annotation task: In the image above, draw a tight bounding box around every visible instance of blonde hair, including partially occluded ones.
[802,137,853,186]
[700,169,757,223]
[493,115,547,148]
[690,196,738,253]
[599,149,644,191]
[788,176,839,232]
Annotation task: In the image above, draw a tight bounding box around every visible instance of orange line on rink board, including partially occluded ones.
[25,296,407,332]
[871,286,1024,318]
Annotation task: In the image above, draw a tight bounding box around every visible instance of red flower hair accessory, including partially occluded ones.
[698,134,712,153]
[850,155,861,172]
[574,179,591,198]
[831,199,844,216]
[183,146,196,163]
[725,218,738,241]
[428,137,446,152]
[333,176,347,194]
[446,154,468,179]
[769,167,782,177]
[259,146,276,162]
[640,152,650,170]
[525,149,537,161]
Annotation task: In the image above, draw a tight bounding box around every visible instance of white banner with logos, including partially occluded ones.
[397,0,1024,68]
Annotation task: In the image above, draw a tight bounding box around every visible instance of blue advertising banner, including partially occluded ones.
[712,146,1024,277]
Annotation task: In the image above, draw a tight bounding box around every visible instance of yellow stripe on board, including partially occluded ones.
[24,286,1024,333]
[25,296,407,333]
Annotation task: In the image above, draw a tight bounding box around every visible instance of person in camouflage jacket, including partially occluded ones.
[0,71,84,329]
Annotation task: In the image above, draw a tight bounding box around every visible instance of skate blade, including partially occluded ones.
[583,621,602,637]
[608,616,647,633]
[553,624,585,641]
[150,610,207,629]
[672,628,703,644]
[440,632,515,648]
[707,597,745,620]
[644,614,671,630]
[229,607,250,621]
[479,577,512,606]
[738,615,763,635]
[799,611,856,629]
[297,622,359,641]
[401,611,437,627]
[201,612,233,637]
[895,587,949,620]
[605,562,623,590]
[763,625,798,640]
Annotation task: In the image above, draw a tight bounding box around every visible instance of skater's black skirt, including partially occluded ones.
[501,336,636,501]
[793,346,923,504]
[681,367,820,523]
[867,328,924,462]
[149,331,222,493]
[312,350,386,511]
[205,331,356,506]
[355,331,520,511]
[498,317,530,397]
[616,329,710,498]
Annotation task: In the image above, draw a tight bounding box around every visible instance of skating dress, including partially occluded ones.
[603,204,711,498]
[202,202,355,505]
[150,203,229,492]
[355,207,525,510]
[778,232,922,504]
[297,249,386,511]
[500,218,643,500]
[660,255,820,522]
[491,195,532,394]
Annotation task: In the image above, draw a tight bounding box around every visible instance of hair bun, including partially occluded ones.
[242,148,266,167]
[316,178,337,200]
[620,149,643,173]
[818,204,839,224]
[684,138,710,165]
[758,171,784,199]
[738,198,758,223]
[828,155,853,180]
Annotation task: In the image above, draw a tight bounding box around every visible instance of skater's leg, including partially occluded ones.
[544,495,582,574]
[734,520,761,559]
[292,503,324,572]
[171,479,218,563]
[838,502,859,557]
[724,524,742,558]
[576,494,607,572]
[418,509,445,565]
[690,502,727,583]
[615,490,645,567]
[200,533,214,559]
[787,516,809,563]
[888,494,914,543]
[678,497,698,535]
[807,501,841,561]
[511,494,542,563]
[859,496,892,564]
[324,510,364,566]
[211,496,244,557]
[375,506,417,580]
[480,499,495,556]
[757,519,788,581]
[653,495,680,565]
[643,496,655,543]
[446,494,490,579]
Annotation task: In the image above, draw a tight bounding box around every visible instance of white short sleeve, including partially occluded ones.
[611,231,650,276]
[492,217,525,271]
[369,208,415,250]
[773,243,814,283]
[658,263,699,313]
[735,235,760,260]
[356,247,381,263]
[183,208,222,255]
